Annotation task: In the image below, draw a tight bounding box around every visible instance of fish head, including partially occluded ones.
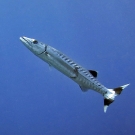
[20,36,46,55]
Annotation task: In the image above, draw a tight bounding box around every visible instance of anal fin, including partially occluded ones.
[79,85,89,92]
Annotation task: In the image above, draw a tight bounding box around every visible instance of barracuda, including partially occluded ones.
[20,36,129,113]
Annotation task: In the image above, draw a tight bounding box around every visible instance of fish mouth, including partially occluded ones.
[20,36,32,49]
[20,36,25,42]
[20,36,30,44]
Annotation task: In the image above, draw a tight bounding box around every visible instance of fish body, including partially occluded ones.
[20,36,129,112]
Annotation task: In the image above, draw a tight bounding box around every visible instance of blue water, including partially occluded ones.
[0,1,135,135]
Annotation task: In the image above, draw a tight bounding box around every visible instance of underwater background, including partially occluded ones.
[0,0,135,135]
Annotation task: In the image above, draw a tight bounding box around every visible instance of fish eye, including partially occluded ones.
[33,40,38,44]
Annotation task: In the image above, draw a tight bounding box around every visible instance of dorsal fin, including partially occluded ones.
[89,70,98,78]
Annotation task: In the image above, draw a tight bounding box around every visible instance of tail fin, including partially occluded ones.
[104,98,114,113]
[113,84,130,95]
[104,84,130,113]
